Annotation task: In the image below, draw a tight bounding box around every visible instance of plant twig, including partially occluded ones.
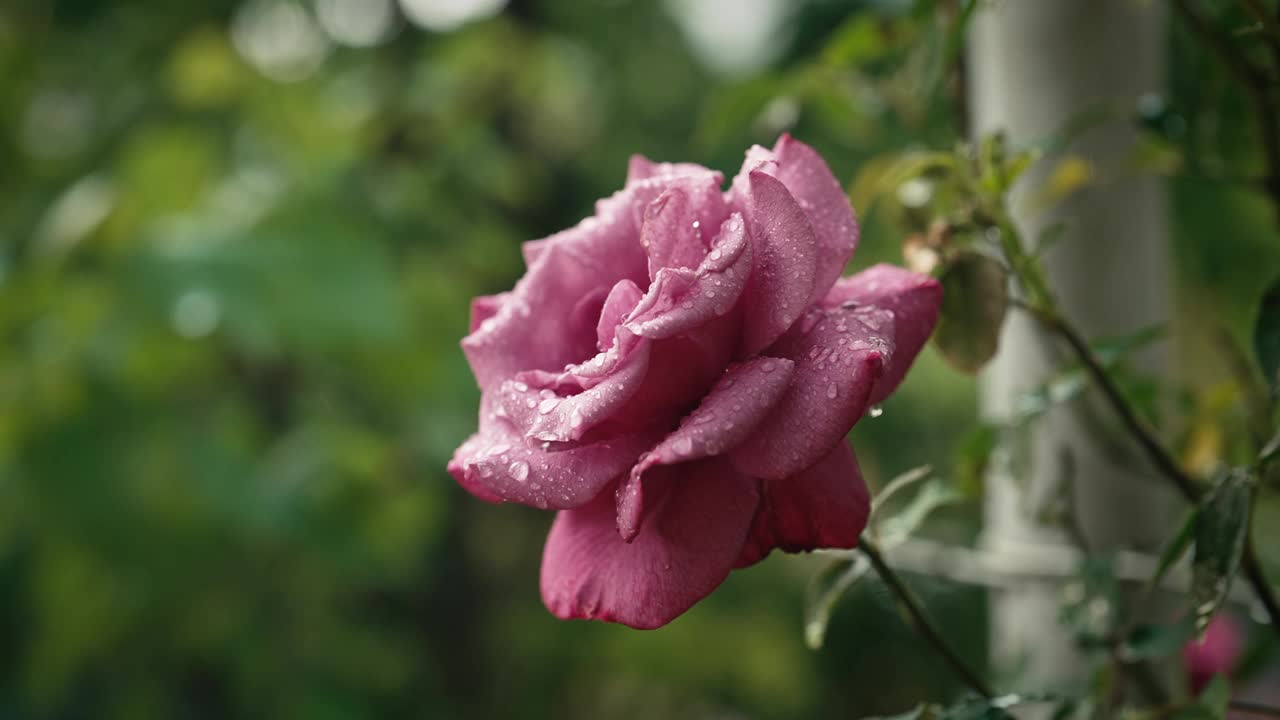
[1013,303,1280,636]
[860,537,995,699]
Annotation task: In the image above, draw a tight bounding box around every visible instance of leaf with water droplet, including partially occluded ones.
[933,252,1008,374]
[1191,468,1252,633]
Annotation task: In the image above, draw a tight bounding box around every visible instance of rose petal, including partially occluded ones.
[639,178,729,280]
[823,264,942,404]
[463,168,722,391]
[596,279,644,351]
[469,292,510,334]
[447,394,656,510]
[627,155,715,184]
[522,238,550,268]
[616,356,796,541]
[727,144,777,200]
[447,432,506,504]
[729,304,892,480]
[499,331,651,444]
[737,170,819,356]
[771,134,859,302]
[736,441,870,567]
[540,457,759,629]
[625,213,751,340]
[462,217,646,391]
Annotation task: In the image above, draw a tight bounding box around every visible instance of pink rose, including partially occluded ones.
[1184,613,1244,693]
[449,135,941,628]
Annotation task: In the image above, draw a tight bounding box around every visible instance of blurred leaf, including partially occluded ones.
[869,696,1026,720]
[933,252,1008,373]
[822,15,889,68]
[952,425,996,497]
[1012,368,1087,426]
[875,479,963,548]
[870,464,934,519]
[1254,274,1280,391]
[1146,507,1200,597]
[1042,155,1094,204]
[804,556,871,650]
[1121,615,1198,662]
[1167,675,1231,719]
[1191,469,1252,633]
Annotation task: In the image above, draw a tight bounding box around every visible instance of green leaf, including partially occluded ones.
[1167,675,1232,719]
[933,252,1009,373]
[875,479,963,547]
[1144,507,1200,599]
[1191,469,1253,632]
[1254,274,1280,392]
[1121,615,1198,661]
[803,557,871,650]
[1198,674,1232,717]
[870,464,934,521]
[953,424,997,497]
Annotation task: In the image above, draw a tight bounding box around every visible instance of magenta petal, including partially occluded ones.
[462,216,647,391]
[540,458,759,629]
[447,432,506,503]
[639,178,729,279]
[469,293,510,334]
[770,135,859,302]
[448,397,655,510]
[736,442,870,567]
[521,238,550,268]
[627,155,715,184]
[626,213,751,340]
[616,357,795,541]
[499,332,651,444]
[729,304,892,480]
[824,264,942,404]
[737,170,819,356]
[596,279,644,351]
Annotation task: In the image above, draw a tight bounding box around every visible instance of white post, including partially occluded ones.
[968,0,1178,690]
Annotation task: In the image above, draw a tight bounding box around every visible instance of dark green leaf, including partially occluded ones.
[933,252,1009,373]
[1254,274,1280,391]
[1121,615,1198,661]
[1147,508,1200,595]
[1191,469,1253,632]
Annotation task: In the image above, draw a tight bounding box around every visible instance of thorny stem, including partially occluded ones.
[860,537,995,700]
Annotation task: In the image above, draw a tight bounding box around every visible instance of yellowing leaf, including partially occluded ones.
[1044,155,1094,202]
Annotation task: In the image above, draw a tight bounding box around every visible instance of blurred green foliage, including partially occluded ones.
[0,0,1277,718]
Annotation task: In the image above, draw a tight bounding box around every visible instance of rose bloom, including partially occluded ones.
[1184,613,1243,694]
[449,135,941,628]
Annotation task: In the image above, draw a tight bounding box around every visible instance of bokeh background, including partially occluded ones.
[1,0,1278,718]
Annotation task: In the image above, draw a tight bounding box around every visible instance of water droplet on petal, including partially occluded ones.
[827,384,838,399]
[673,435,694,455]
[525,398,537,409]
[509,460,530,482]
[538,397,560,414]
[513,381,529,392]
[869,404,884,418]
[569,411,584,428]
